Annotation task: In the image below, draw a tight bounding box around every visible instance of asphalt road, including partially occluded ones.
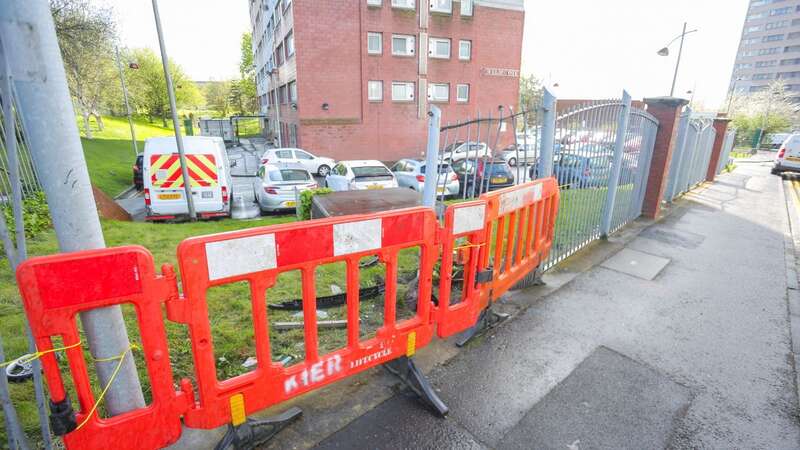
[314,157,800,448]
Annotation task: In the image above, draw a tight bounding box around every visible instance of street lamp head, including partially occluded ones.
[657,47,670,57]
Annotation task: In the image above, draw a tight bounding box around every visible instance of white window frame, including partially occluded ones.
[392,34,416,56]
[392,81,415,102]
[430,0,452,14]
[288,80,297,102]
[459,40,471,60]
[456,84,469,103]
[367,32,382,54]
[285,31,295,57]
[391,0,415,10]
[427,83,449,102]
[367,0,382,6]
[428,37,451,59]
[460,0,473,16]
[368,80,383,101]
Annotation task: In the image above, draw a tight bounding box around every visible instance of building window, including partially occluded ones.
[755,60,777,67]
[391,81,415,101]
[781,58,800,65]
[367,32,382,54]
[753,73,775,80]
[758,47,780,55]
[790,31,800,39]
[430,0,452,14]
[745,25,761,34]
[456,84,469,102]
[763,34,785,42]
[461,0,473,16]
[367,0,382,6]
[275,42,284,66]
[459,40,471,60]
[428,37,451,59]
[288,80,297,102]
[766,20,789,30]
[368,80,383,101]
[391,0,415,10]
[392,34,416,56]
[770,7,792,16]
[427,83,449,102]
[787,45,800,52]
[285,31,295,57]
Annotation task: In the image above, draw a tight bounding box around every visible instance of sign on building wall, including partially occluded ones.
[481,68,520,77]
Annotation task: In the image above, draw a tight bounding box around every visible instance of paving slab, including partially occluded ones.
[600,248,670,280]
[497,346,691,450]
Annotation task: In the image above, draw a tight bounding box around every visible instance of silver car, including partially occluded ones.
[390,158,460,198]
[253,163,317,212]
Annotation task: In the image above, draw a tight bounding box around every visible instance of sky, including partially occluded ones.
[102,0,748,110]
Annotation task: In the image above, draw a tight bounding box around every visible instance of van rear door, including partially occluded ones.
[149,153,224,214]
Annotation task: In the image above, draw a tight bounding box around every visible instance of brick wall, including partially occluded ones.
[289,1,523,162]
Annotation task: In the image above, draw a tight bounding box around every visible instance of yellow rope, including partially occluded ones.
[0,340,83,368]
[453,243,485,251]
[0,340,139,432]
[75,343,139,431]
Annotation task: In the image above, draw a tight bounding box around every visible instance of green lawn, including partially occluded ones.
[78,116,186,197]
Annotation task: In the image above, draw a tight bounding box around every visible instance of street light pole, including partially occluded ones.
[152,0,196,220]
[114,46,138,156]
[726,77,743,116]
[670,22,687,97]
[271,69,282,147]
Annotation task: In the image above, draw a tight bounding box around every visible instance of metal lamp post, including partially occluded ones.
[114,46,138,156]
[152,0,196,220]
[271,68,282,147]
[657,22,698,97]
[726,76,744,116]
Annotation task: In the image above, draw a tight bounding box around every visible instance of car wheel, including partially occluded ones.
[318,165,331,177]
[508,157,517,167]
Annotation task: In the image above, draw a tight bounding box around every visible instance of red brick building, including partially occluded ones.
[249,0,524,161]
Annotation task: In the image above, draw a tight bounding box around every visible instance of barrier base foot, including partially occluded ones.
[214,407,302,450]
[455,307,510,347]
[384,356,448,417]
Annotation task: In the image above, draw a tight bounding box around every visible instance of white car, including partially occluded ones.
[441,141,491,162]
[325,160,398,191]
[254,163,317,212]
[259,147,335,177]
[391,158,460,197]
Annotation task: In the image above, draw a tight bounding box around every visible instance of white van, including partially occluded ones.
[143,136,233,220]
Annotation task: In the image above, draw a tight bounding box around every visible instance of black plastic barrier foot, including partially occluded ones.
[384,356,448,417]
[455,307,510,347]
[213,407,302,450]
[49,397,77,436]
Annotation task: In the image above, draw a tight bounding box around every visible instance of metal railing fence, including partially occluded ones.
[663,109,717,202]
[427,90,659,272]
[715,128,737,175]
[0,91,41,201]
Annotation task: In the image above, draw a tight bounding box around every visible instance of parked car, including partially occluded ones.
[552,154,614,188]
[259,147,335,177]
[325,160,398,191]
[253,163,317,212]
[391,158,460,197]
[441,141,492,162]
[499,144,537,167]
[773,134,800,175]
[143,136,233,220]
[133,153,144,190]
[452,157,515,197]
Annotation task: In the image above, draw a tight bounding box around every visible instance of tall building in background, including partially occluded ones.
[248,0,524,161]
[729,0,800,101]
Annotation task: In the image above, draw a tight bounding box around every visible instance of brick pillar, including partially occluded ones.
[641,97,690,219]
[705,116,732,182]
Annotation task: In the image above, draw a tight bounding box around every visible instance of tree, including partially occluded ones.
[51,0,117,139]
[203,81,232,117]
[518,74,543,112]
[231,32,258,115]
[729,81,799,146]
[124,48,203,126]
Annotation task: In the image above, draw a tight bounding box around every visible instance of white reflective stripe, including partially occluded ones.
[453,204,486,235]
[333,218,382,256]
[205,234,277,280]
[499,184,541,215]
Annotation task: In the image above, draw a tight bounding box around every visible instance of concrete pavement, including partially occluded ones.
[313,157,800,448]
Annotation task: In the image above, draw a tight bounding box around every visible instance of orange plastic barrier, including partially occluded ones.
[478,177,560,298]
[15,247,187,450]
[13,179,559,449]
[169,207,438,429]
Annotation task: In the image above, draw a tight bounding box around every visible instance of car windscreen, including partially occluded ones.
[352,166,392,179]
[268,169,311,182]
